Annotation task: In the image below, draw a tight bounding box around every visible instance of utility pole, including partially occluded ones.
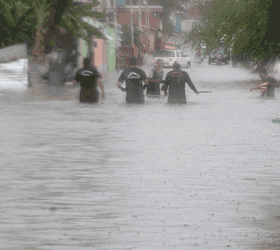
[138,0,142,32]
[113,0,118,69]
[147,0,149,33]
[145,0,149,53]
[113,0,118,49]
[130,0,134,51]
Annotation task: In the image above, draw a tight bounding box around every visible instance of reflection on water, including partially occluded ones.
[1,64,280,249]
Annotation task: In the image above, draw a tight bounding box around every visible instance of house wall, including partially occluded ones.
[117,6,162,28]
[94,39,108,74]
[116,5,163,54]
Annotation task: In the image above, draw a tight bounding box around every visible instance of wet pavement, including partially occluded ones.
[1,55,280,250]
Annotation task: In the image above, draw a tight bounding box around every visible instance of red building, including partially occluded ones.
[116,4,164,54]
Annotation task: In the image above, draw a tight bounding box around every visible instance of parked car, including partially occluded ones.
[152,50,191,68]
[208,48,230,65]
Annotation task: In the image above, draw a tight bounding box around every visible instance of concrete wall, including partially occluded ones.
[0,44,27,63]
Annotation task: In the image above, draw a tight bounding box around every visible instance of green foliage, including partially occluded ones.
[0,0,38,48]
[188,0,278,61]
[0,0,107,53]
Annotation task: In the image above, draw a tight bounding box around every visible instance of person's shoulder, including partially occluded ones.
[135,67,147,76]
[166,69,174,74]
[89,66,99,72]
[119,68,130,78]
[90,66,102,77]
[121,68,130,74]
[269,76,278,82]
[135,67,146,73]
[179,69,188,73]
[180,69,190,76]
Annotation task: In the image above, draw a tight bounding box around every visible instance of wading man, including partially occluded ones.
[117,56,148,104]
[146,59,164,95]
[73,58,105,103]
[250,68,279,98]
[161,61,199,104]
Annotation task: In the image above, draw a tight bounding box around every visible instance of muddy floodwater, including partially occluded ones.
[1,61,280,250]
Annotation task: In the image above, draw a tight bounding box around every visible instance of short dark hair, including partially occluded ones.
[156,59,163,64]
[173,61,181,70]
[129,56,137,66]
[83,57,90,67]
[255,66,267,75]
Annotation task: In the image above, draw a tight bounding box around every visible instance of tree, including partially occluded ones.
[0,0,107,54]
[0,0,38,48]
[0,0,110,85]
[187,0,279,63]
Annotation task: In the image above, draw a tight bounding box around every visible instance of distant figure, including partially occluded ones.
[146,59,164,95]
[117,56,148,104]
[73,58,105,103]
[194,48,198,62]
[250,68,279,97]
[254,65,268,81]
[161,61,199,104]
[194,45,201,63]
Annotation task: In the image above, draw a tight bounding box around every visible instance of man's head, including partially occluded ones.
[256,66,267,75]
[156,59,164,68]
[259,72,269,81]
[83,57,90,67]
[256,66,268,81]
[129,56,137,66]
[173,61,181,70]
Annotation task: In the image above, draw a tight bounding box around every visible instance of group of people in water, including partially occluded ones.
[117,56,199,104]
[73,56,199,104]
[73,56,279,104]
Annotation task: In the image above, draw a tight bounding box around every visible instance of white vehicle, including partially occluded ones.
[151,50,191,68]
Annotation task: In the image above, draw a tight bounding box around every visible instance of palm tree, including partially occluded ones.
[39,0,108,85]
[1,0,108,85]
[1,0,107,56]
[0,0,37,49]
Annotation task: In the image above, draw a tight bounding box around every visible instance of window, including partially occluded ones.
[153,50,171,57]
[169,51,175,57]
[153,11,159,18]
[108,12,114,22]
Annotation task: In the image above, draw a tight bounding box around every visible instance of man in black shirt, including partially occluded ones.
[162,61,199,104]
[250,68,279,97]
[117,56,148,104]
[73,58,105,103]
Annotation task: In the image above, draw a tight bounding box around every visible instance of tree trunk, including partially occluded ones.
[32,26,45,62]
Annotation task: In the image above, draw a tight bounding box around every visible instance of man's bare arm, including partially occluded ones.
[98,78,105,99]
[117,81,127,92]
[117,81,122,88]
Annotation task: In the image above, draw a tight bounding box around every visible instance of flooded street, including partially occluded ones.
[1,60,280,249]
